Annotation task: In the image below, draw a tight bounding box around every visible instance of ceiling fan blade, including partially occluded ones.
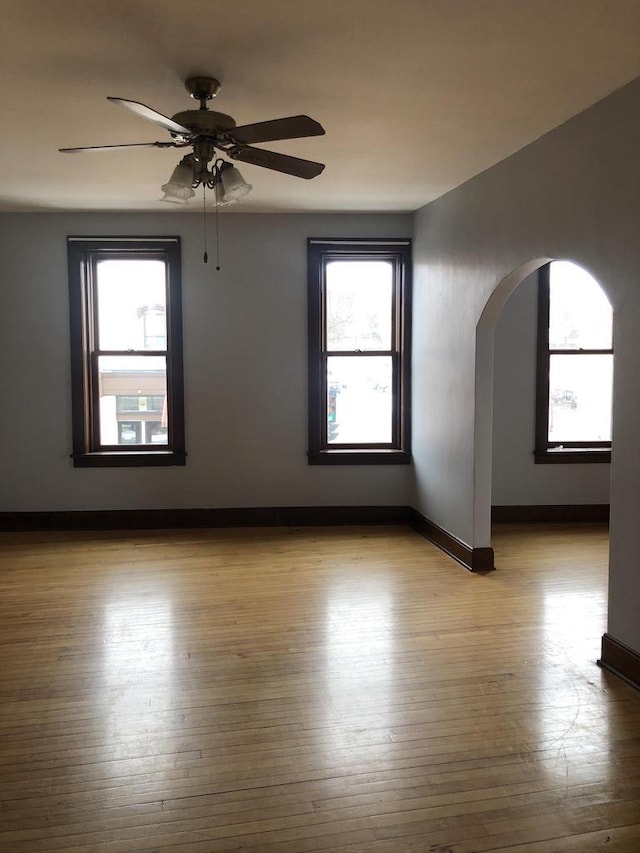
[107,97,192,136]
[230,115,325,145]
[59,141,177,153]
[228,146,325,179]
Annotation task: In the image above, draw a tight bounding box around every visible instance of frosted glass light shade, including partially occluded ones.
[160,158,196,203]
[220,165,252,202]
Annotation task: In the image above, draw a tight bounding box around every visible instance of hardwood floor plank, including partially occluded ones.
[1,523,638,851]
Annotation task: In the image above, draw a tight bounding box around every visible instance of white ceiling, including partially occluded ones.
[3,0,640,213]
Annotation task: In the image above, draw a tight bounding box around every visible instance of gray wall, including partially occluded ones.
[491,270,610,506]
[0,211,414,512]
[412,76,640,652]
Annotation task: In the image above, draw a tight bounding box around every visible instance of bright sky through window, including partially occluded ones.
[546,261,612,447]
[549,261,612,349]
[97,260,166,352]
[325,260,394,444]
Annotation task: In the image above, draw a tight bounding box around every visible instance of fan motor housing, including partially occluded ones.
[171,110,236,136]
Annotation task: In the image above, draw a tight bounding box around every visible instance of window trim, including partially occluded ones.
[307,238,411,465]
[534,262,611,464]
[68,237,186,467]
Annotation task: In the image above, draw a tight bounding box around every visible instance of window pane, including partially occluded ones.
[116,395,165,413]
[549,261,612,350]
[97,259,167,351]
[327,356,392,444]
[118,421,142,445]
[98,355,167,446]
[549,354,612,443]
[326,261,392,351]
[146,421,168,444]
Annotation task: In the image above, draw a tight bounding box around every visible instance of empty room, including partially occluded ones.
[2,2,640,851]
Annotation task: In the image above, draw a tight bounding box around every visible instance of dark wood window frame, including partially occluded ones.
[535,262,611,464]
[307,238,411,465]
[68,237,186,468]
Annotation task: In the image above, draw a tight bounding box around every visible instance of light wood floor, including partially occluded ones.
[1,523,639,852]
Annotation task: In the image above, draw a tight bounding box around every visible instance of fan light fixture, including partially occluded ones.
[60,76,325,263]
[160,155,196,204]
[218,162,252,204]
[160,155,252,206]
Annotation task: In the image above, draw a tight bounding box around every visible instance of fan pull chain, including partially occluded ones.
[202,185,208,264]
[214,180,221,271]
[202,173,222,270]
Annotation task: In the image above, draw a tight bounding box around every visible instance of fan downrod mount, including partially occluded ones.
[185,77,221,102]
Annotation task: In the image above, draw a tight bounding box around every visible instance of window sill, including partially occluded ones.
[308,449,412,466]
[534,449,611,464]
[72,451,186,468]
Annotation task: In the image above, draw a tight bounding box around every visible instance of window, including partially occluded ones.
[535,260,612,463]
[307,238,411,464]
[68,237,185,467]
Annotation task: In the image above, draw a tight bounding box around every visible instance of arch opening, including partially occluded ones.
[474,257,613,548]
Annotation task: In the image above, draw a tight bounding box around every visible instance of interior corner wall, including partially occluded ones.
[491,270,610,506]
[411,76,640,652]
[0,211,414,513]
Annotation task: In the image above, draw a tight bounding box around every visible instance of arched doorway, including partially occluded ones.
[474,258,613,549]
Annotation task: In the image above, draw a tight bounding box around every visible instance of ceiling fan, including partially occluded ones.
[59,76,326,204]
